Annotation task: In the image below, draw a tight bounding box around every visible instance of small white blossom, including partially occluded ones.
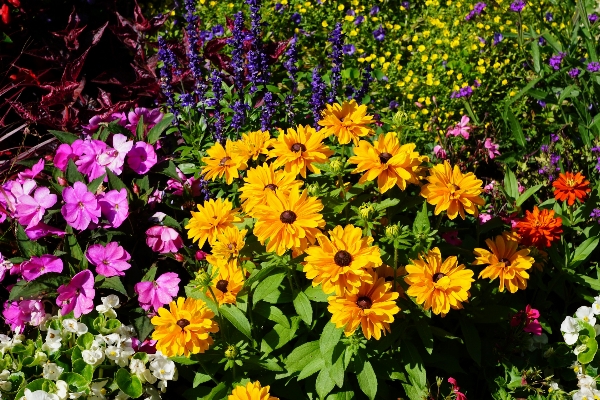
[96,295,120,319]
[0,369,12,391]
[548,381,560,392]
[578,374,598,389]
[82,347,105,366]
[62,320,88,336]
[23,389,59,400]
[55,380,68,400]
[561,316,582,345]
[42,363,64,381]
[149,357,176,381]
[114,391,130,400]
[105,346,121,361]
[143,386,161,400]
[88,381,108,400]
[100,333,121,346]
[592,296,600,315]
[576,306,597,326]
[573,387,600,400]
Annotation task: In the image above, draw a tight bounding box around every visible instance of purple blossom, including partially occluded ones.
[590,208,600,220]
[354,64,374,104]
[127,142,158,175]
[246,0,269,92]
[369,6,380,16]
[157,36,179,118]
[134,272,180,312]
[551,133,560,142]
[56,270,95,318]
[589,14,598,23]
[343,44,356,55]
[538,37,546,46]
[568,68,581,78]
[212,25,224,36]
[284,35,299,92]
[591,146,600,153]
[86,242,131,277]
[310,67,327,125]
[538,100,547,107]
[389,100,399,109]
[291,12,301,24]
[354,15,365,25]
[493,32,503,45]
[465,2,486,20]
[98,188,129,228]
[587,62,600,72]
[231,100,250,130]
[545,12,553,21]
[261,92,279,131]
[451,86,474,99]
[549,52,566,70]
[210,69,225,144]
[21,255,63,281]
[373,25,385,41]
[328,22,344,103]
[402,1,411,9]
[509,0,525,12]
[126,108,164,133]
[180,93,195,107]
[61,182,101,231]
[229,12,246,93]
[540,144,549,152]
[184,0,206,106]
[274,3,283,12]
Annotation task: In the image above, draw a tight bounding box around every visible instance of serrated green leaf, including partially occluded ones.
[320,322,343,356]
[100,277,128,296]
[285,341,320,372]
[66,159,85,184]
[106,168,127,191]
[298,356,324,380]
[316,368,336,399]
[293,291,313,326]
[87,173,106,193]
[147,114,175,144]
[356,360,377,400]
[253,272,286,304]
[219,304,252,339]
[412,202,430,235]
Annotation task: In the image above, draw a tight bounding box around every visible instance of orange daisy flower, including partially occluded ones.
[318,100,374,145]
[515,206,563,248]
[552,172,591,206]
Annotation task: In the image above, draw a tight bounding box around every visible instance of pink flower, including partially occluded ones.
[15,186,57,229]
[195,250,208,261]
[82,113,126,135]
[97,189,129,228]
[127,142,157,175]
[146,226,184,254]
[433,145,447,160]
[448,377,467,400]
[132,338,157,354]
[2,300,45,333]
[148,189,164,208]
[75,139,108,181]
[441,230,462,246]
[96,134,134,176]
[0,253,11,282]
[9,179,36,206]
[518,182,525,194]
[24,222,66,240]
[61,182,101,230]
[483,181,496,193]
[478,213,492,225]
[126,107,164,133]
[166,168,205,197]
[17,158,45,183]
[510,305,542,335]
[56,269,95,318]
[86,242,131,277]
[447,115,471,139]
[484,138,501,159]
[134,272,180,312]
[21,255,63,281]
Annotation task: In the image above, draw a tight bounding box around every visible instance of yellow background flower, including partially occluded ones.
[206,258,245,306]
[202,140,248,184]
[318,100,374,145]
[208,226,247,261]
[186,198,241,248]
[234,130,273,162]
[228,381,279,400]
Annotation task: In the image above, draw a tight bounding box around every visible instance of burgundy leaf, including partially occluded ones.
[110,12,139,49]
[62,48,90,82]
[40,81,80,106]
[133,0,151,32]
[91,21,109,46]
[204,37,229,56]
[266,38,293,61]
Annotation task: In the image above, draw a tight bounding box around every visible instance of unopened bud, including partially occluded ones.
[358,203,375,219]
[174,253,184,262]
[225,345,238,359]
[133,183,140,194]
[195,250,208,261]
[385,224,399,239]
[44,155,53,162]
[414,101,423,108]
[392,111,407,126]
[57,177,68,187]
[330,159,344,175]
[307,183,320,197]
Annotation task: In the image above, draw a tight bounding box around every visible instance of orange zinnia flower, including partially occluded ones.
[552,172,590,206]
[515,206,563,249]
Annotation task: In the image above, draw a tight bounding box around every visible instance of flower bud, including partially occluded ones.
[225,344,238,359]
[307,183,320,197]
[392,111,407,126]
[385,224,399,239]
[44,154,53,162]
[330,159,345,175]
[358,203,375,219]
[195,250,208,261]
[57,176,68,187]
[133,183,140,194]
[174,253,185,262]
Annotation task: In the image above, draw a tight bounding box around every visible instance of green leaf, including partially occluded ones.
[254,303,290,328]
[253,272,286,304]
[412,201,430,235]
[58,372,88,392]
[158,160,181,181]
[219,303,252,339]
[76,333,94,350]
[515,184,543,207]
[503,168,519,201]
[66,159,85,184]
[204,382,228,400]
[115,368,143,398]
[298,356,325,380]
[132,311,154,341]
[136,115,145,141]
[316,368,336,398]
[305,285,332,301]
[356,360,377,400]
[293,291,313,326]
[72,360,93,382]
[9,274,66,301]
[505,108,526,148]
[170,356,198,365]
[460,319,482,365]
[142,266,158,282]
[531,39,540,73]
[147,114,175,144]
[49,130,79,145]
[415,321,434,355]
[285,341,320,372]
[99,277,128,296]
[402,341,426,389]
[87,173,106,193]
[570,237,600,268]
[106,168,127,191]
[16,224,46,258]
[65,226,87,270]
[578,322,598,364]
[320,322,343,356]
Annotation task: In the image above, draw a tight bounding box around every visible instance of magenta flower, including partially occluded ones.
[24,222,66,241]
[134,272,180,312]
[166,168,204,197]
[146,226,184,254]
[126,107,164,133]
[448,377,468,400]
[446,115,471,139]
[75,139,108,181]
[510,305,542,335]
[17,158,45,183]
[15,186,57,229]
[441,230,462,246]
[56,269,95,318]
[433,145,447,160]
[0,253,10,282]
[61,182,101,231]
[2,300,45,333]
[132,338,157,354]
[21,254,63,281]
[127,142,157,175]
[53,140,84,171]
[478,213,492,225]
[484,138,501,159]
[95,134,134,176]
[86,242,131,277]
[97,189,129,228]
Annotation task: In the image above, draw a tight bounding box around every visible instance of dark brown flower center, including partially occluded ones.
[291,143,307,153]
[177,319,190,328]
[356,296,373,310]
[334,250,353,267]
[432,272,446,283]
[379,152,393,164]
[499,258,511,266]
[264,184,278,191]
[216,280,229,293]
[227,243,234,250]
[219,156,231,166]
[385,276,394,282]
[280,210,297,224]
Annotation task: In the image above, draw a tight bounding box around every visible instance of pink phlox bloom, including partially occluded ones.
[24,222,66,240]
[483,180,496,193]
[21,254,63,281]
[134,272,180,312]
[10,179,37,205]
[518,182,525,194]
[166,168,204,196]
[56,269,95,318]
[97,188,129,228]
[127,142,158,175]
[126,107,163,133]
[75,139,109,181]
[2,300,45,333]
[61,181,101,230]
[132,337,157,354]
[448,377,468,400]
[148,189,164,209]
[82,113,126,135]
[54,140,84,171]
[447,115,471,139]
[510,305,542,336]
[17,158,45,183]
[484,138,501,159]
[433,145,447,160]
[103,134,134,175]
[478,213,492,225]
[146,225,184,254]
[15,186,57,229]
[441,230,462,246]
[86,242,131,277]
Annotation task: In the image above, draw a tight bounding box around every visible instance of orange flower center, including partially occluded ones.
[356,296,373,309]
[566,178,576,188]
[216,280,229,293]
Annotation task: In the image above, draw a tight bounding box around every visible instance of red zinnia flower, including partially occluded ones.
[516,206,563,249]
[552,172,591,206]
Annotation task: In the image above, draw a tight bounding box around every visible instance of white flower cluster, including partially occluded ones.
[571,372,600,400]
[0,296,177,400]
[560,301,600,346]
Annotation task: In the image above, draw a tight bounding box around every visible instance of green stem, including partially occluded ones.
[197,358,219,385]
